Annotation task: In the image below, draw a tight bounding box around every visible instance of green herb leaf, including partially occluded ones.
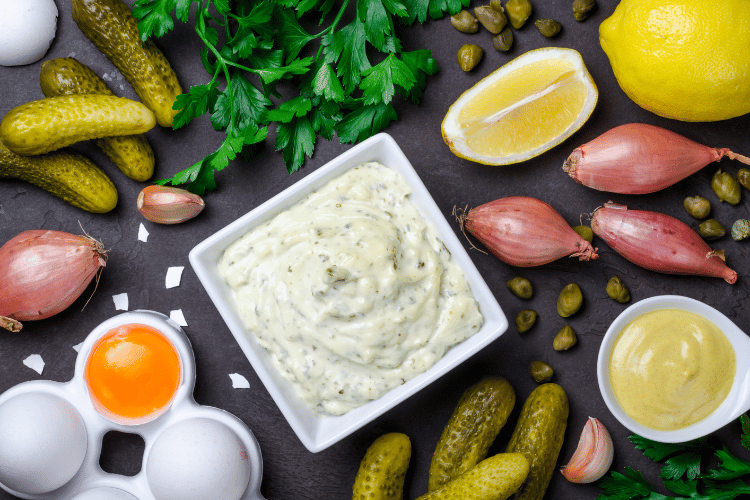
[661,453,702,481]
[276,117,316,174]
[741,414,750,451]
[322,18,371,93]
[702,448,750,481]
[133,0,182,40]
[597,467,665,499]
[172,81,219,129]
[276,9,317,63]
[304,61,346,102]
[630,436,710,462]
[399,49,438,103]
[310,98,342,140]
[265,96,313,123]
[360,53,416,105]
[336,102,397,143]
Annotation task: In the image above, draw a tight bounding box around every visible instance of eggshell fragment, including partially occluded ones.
[138,223,149,242]
[229,373,250,389]
[22,354,44,375]
[113,293,129,311]
[165,266,184,289]
[0,0,58,66]
[170,309,187,326]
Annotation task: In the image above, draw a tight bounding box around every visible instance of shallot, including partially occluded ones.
[560,417,613,484]
[0,230,106,332]
[456,196,598,267]
[591,202,737,283]
[563,123,750,194]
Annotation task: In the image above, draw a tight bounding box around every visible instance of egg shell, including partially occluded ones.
[70,487,139,500]
[0,0,58,66]
[0,392,87,494]
[146,418,252,500]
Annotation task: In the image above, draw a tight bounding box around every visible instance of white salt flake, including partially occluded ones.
[170,309,187,326]
[229,373,250,389]
[102,72,112,81]
[113,293,129,311]
[72,342,84,353]
[119,84,125,90]
[23,355,45,375]
[165,266,184,289]
[138,223,149,242]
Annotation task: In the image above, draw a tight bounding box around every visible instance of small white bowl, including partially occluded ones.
[189,133,508,452]
[598,295,750,443]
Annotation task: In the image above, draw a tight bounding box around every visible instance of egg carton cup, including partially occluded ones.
[0,310,264,500]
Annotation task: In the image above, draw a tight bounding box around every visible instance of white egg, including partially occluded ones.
[0,0,58,66]
[71,486,139,500]
[0,392,88,494]
[146,418,252,500]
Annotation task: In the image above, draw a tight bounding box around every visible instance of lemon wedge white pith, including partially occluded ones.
[441,48,598,165]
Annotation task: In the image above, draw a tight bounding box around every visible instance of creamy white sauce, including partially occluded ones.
[218,162,484,416]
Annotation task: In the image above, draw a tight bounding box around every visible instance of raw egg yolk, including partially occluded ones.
[86,324,181,420]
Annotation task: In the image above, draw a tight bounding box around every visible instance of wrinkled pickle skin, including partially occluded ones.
[553,326,577,351]
[606,276,630,303]
[529,361,553,383]
[507,277,533,299]
[698,219,726,241]
[516,310,538,333]
[451,10,480,33]
[556,283,583,318]
[683,196,711,219]
[572,0,596,21]
[535,19,562,38]
[572,225,593,242]
[506,0,533,29]
[458,44,483,72]
[712,169,741,205]
[490,0,503,12]
[352,433,411,500]
[475,5,508,34]
[732,220,750,241]
[427,377,516,491]
[493,27,514,52]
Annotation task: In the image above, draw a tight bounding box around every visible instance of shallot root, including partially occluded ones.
[456,196,597,267]
[564,123,750,194]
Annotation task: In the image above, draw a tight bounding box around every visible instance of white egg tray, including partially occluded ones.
[0,310,264,500]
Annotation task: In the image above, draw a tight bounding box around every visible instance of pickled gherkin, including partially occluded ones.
[428,378,516,491]
[352,433,411,500]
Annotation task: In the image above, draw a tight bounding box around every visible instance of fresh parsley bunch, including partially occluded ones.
[132,0,465,194]
[596,415,750,500]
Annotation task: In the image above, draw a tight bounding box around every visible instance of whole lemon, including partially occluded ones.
[599,0,750,122]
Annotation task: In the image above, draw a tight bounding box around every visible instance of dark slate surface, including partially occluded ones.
[2,0,750,499]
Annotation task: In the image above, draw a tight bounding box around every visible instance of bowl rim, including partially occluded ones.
[188,132,508,452]
[597,294,750,443]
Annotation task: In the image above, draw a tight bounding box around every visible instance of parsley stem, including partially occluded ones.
[315,0,350,61]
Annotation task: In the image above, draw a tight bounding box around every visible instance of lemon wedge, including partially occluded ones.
[441,47,598,165]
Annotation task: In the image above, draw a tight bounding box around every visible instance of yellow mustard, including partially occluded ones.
[609,309,735,430]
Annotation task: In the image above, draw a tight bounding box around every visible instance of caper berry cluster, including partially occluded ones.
[451,0,597,71]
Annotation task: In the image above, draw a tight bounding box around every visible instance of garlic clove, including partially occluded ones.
[137,185,205,224]
[560,417,613,483]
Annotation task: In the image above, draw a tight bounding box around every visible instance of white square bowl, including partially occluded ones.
[189,133,508,452]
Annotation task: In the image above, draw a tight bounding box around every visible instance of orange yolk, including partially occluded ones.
[86,324,181,420]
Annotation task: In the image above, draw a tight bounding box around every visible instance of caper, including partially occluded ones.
[492,26,514,52]
[683,195,711,219]
[553,325,577,351]
[451,10,480,33]
[698,219,726,241]
[556,283,583,318]
[732,219,750,241]
[457,44,483,72]
[535,19,562,38]
[606,276,630,303]
[505,0,532,28]
[572,0,596,21]
[474,5,507,34]
[490,0,503,13]
[515,309,538,333]
[573,224,593,242]
[529,360,553,383]
[712,169,741,205]
[507,276,533,299]
[738,168,750,190]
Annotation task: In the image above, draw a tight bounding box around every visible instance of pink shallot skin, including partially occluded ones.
[462,196,598,267]
[564,123,750,194]
[0,230,106,330]
[591,203,737,284]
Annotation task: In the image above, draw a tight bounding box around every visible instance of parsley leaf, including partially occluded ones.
[276,9,317,64]
[359,53,416,105]
[336,102,397,143]
[661,453,702,481]
[322,18,371,94]
[399,49,438,103]
[702,448,750,481]
[172,81,219,129]
[276,116,316,174]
